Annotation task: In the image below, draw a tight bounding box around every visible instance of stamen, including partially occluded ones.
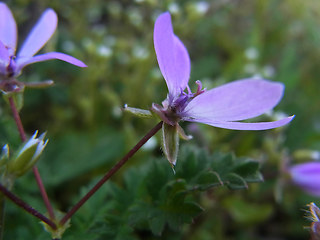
[6,56,16,77]
[195,80,206,96]
[186,85,192,95]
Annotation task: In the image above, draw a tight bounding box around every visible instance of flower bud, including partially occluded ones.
[7,131,48,177]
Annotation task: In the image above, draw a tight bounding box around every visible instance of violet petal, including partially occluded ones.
[290,162,320,196]
[187,116,294,130]
[0,2,17,52]
[184,78,284,122]
[154,12,190,98]
[0,40,10,70]
[17,9,57,58]
[16,52,87,72]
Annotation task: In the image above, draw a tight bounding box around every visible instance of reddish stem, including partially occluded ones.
[0,184,57,229]
[8,97,55,221]
[32,167,55,220]
[8,97,26,141]
[59,121,163,225]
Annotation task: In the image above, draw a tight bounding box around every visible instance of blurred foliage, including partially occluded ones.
[1,0,320,239]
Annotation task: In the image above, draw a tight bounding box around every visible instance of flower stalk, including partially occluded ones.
[60,121,163,225]
[8,97,55,220]
[0,183,56,229]
[8,97,26,141]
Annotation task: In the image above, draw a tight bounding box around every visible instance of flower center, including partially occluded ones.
[0,45,16,80]
[6,56,16,78]
[151,80,206,125]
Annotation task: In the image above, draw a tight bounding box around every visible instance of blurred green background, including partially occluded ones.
[1,0,320,239]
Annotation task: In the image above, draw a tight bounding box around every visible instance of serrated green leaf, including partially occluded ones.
[166,201,203,231]
[146,161,172,199]
[149,210,166,236]
[128,202,153,226]
[233,160,259,175]
[225,173,248,190]
[175,146,209,182]
[164,179,187,198]
[211,152,235,175]
[232,160,264,183]
[195,171,223,190]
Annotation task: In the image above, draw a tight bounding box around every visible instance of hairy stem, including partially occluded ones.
[0,184,56,229]
[8,97,55,220]
[60,121,163,225]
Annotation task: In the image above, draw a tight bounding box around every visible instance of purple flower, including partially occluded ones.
[151,12,294,166]
[289,162,320,197]
[0,2,86,82]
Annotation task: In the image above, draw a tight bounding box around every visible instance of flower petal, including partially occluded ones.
[290,162,320,196]
[188,116,294,130]
[154,12,190,98]
[0,2,17,52]
[17,9,57,58]
[0,40,10,70]
[184,78,285,122]
[16,52,87,72]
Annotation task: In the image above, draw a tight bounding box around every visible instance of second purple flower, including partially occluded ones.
[0,2,86,83]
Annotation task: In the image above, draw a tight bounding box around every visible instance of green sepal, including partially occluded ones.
[123,105,153,118]
[162,123,179,168]
[41,210,71,239]
[176,124,192,140]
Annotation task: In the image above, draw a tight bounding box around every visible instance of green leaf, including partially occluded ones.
[38,128,124,186]
[211,152,235,176]
[165,201,203,231]
[225,173,248,190]
[148,210,166,236]
[175,146,208,181]
[195,171,223,190]
[232,159,264,183]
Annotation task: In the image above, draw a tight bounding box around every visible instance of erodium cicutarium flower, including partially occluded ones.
[0,2,86,91]
[150,12,294,166]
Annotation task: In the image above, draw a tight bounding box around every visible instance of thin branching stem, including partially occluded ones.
[8,97,26,142]
[8,97,55,220]
[32,167,55,220]
[0,184,57,229]
[59,121,163,225]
